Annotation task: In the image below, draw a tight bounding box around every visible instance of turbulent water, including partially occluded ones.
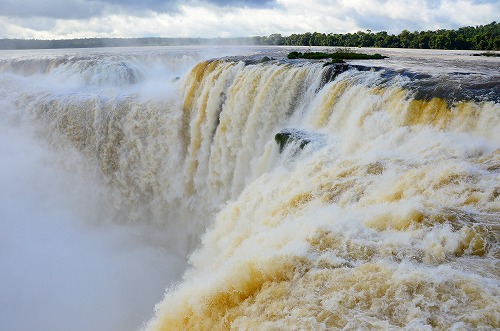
[0,46,498,331]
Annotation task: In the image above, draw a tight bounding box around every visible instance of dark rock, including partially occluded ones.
[317,63,350,91]
[275,128,326,153]
[472,52,499,57]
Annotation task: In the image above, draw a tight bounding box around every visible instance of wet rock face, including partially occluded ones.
[275,128,326,152]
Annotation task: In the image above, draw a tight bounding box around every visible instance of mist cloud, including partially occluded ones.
[0,120,186,331]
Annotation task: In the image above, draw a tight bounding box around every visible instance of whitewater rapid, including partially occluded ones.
[0,47,498,331]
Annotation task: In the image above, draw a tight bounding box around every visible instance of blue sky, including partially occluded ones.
[0,0,498,39]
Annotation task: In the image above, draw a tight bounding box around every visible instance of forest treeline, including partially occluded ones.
[253,21,499,50]
[0,37,244,50]
[0,22,498,50]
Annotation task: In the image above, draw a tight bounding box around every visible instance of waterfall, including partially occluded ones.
[0,48,498,331]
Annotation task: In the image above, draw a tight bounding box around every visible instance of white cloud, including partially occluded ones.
[0,0,498,39]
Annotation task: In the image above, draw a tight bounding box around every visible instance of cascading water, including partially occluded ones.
[0,47,498,331]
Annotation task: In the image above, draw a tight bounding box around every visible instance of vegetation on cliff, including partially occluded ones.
[287,50,387,61]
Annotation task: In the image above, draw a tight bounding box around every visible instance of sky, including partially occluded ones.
[0,0,498,39]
